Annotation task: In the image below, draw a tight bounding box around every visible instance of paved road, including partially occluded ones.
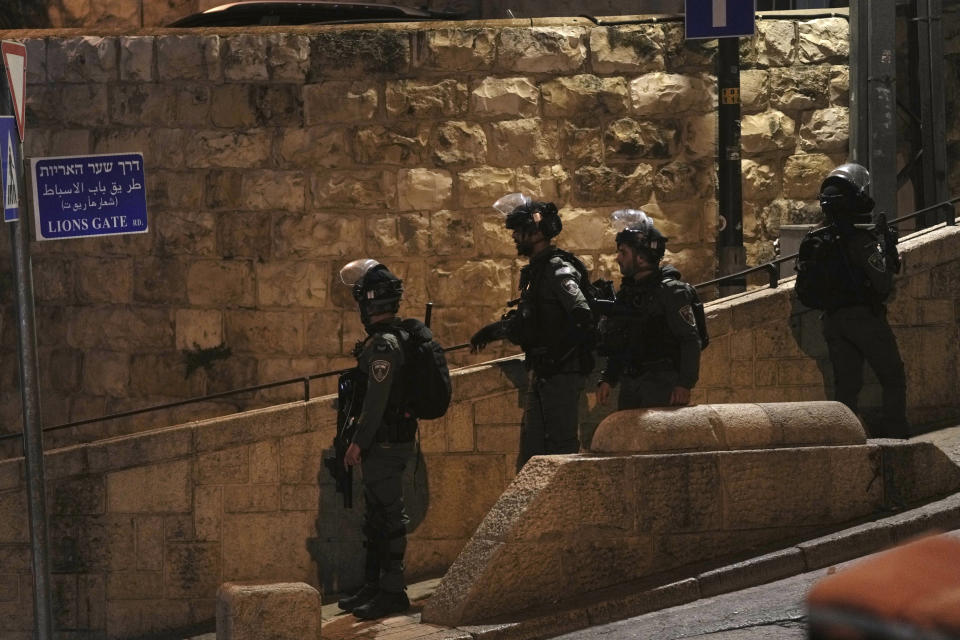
[554,565,818,640]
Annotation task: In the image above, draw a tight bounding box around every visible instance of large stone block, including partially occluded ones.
[274,212,364,259]
[470,76,539,118]
[605,117,679,160]
[61,85,109,127]
[354,123,430,166]
[157,35,216,81]
[590,25,665,74]
[783,153,835,199]
[256,261,327,309]
[210,85,256,128]
[398,168,453,211]
[655,160,711,201]
[683,113,717,158]
[222,35,269,81]
[278,126,349,169]
[741,159,780,201]
[185,130,272,169]
[106,459,191,514]
[517,164,570,204]
[221,512,316,583]
[175,309,223,351]
[430,210,476,256]
[67,307,174,351]
[217,582,321,640]
[155,211,217,257]
[741,69,770,114]
[303,81,377,124]
[226,310,303,355]
[497,26,587,73]
[416,28,496,71]
[799,107,849,152]
[489,118,560,166]
[431,121,488,166]
[387,79,468,119]
[553,207,612,253]
[47,36,117,82]
[415,455,507,540]
[119,36,153,82]
[309,29,411,76]
[542,74,629,117]
[757,19,797,67]
[564,121,603,164]
[310,169,396,209]
[81,350,130,397]
[741,109,796,154]
[630,72,714,116]
[365,212,431,257]
[768,65,832,112]
[266,34,310,82]
[187,260,256,307]
[241,171,306,212]
[798,17,850,64]
[429,260,513,307]
[0,490,28,543]
[574,164,654,205]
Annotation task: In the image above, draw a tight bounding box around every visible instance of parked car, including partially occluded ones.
[167,1,465,27]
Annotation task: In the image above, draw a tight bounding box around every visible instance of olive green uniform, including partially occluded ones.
[800,225,908,438]
[598,267,701,409]
[352,319,416,594]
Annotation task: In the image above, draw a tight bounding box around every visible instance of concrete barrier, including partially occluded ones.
[216,582,321,640]
[422,402,960,627]
[590,401,865,453]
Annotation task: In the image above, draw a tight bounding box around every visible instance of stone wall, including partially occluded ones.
[1,219,958,638]
[0,15,852,435]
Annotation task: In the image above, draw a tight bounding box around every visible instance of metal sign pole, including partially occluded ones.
[1,49,54,640]
[717,36,746,297]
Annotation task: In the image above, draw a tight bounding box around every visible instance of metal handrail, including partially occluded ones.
[2,196,957,445]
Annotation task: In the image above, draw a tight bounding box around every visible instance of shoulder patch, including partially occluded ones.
[679,305,697,327]
[561,278,581,297]
[867,251,886,273]
[371,359,391,383]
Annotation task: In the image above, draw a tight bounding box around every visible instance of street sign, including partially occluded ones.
[0,116,20,222]
[31,152,149,240]
[1,40,26,141]
[685,0,756,39]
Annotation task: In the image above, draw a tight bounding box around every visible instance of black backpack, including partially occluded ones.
[795,229,845,311]
[391,318,452,420]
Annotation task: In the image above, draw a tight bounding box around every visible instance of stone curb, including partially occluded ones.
[446,491,960,640]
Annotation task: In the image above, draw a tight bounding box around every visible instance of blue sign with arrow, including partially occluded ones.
[31,152,149,240]
[0,115,21,222]
[686,0,756,39]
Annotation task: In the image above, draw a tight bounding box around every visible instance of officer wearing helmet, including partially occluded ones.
[596,208,702,409]
[469,194,595,470]
[335,259,417,619]
[795,163,909,438]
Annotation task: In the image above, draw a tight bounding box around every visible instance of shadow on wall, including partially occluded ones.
[789,296,834,406]
[309,442,431,597]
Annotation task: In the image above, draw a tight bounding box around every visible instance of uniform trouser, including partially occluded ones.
[360,440,415,593]
[822,305,910,438]
[617,369,679,410]
[517,370,585,472]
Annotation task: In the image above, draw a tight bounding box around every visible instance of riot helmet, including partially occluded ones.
[819,163,875,216]
[339,258,403,326]
[611,208,667,262]
[494,193,563,240]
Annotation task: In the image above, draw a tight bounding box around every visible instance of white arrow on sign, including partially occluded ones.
[1,41,26,142]
[713,0,727,28]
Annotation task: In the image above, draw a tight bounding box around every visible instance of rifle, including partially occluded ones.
[873,212,902,274]
[323,367,365,508]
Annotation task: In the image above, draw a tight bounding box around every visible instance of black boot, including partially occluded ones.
[352,590,410,620]
[337,583,379,612]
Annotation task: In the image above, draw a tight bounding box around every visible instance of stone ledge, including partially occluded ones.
[216,581,320,640]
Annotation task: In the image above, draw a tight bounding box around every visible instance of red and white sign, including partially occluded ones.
[1,41,26,142]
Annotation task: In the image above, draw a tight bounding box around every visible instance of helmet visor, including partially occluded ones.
[493,192,531,216]
[611,208,653,234]
[338,258,381,286]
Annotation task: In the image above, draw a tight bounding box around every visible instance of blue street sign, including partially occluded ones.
[1,116,21,222]
[686,0,756,39]
[31,152,149,240]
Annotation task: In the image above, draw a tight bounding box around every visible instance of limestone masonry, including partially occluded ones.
[0,16,852,433]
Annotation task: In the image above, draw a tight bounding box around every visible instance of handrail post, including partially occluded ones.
[303,377,310,403]
[766,263,780,289]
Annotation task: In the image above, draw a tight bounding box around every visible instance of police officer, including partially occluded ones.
[336,259,417,619]
[596,209,701,409]
[796,163,909,438]
[470,194,595,470]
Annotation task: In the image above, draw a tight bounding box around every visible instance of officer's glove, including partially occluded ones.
[470,322,502,353]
